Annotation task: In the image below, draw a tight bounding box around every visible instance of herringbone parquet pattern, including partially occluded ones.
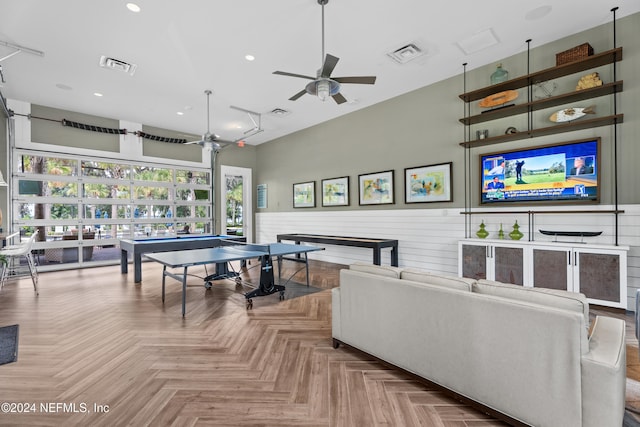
[2,258,631,426]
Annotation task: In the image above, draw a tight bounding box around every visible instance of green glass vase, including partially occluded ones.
[498,224,505,239]
[490,63,508,84]
[476,221,489,239]
[509,220,524,240]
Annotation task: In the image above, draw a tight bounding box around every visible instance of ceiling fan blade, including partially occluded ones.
[332,92,347,104]
[320,54,339,78]
[333,76,377,85]
[289,89,308,101]
[273,71,316,80]
[184,140,202,145]
[215,139,234,145]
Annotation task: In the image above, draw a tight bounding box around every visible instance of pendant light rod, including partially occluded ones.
[205,89,212,134]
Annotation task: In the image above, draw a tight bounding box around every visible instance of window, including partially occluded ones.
[12,150,211,269]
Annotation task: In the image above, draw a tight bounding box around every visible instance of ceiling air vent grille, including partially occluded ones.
[269,108,291,117]
[387,43,425,64]
[99,56,137,76]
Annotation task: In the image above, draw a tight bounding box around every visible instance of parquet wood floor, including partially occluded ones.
[0,259,635,426]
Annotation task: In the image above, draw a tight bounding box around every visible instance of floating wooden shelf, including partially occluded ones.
[460,210,625,215]
[459,47,623,102]
[459,81,623,126]
[459,114,623,148]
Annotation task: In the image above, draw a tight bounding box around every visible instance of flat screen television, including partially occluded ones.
[480,137,600,204]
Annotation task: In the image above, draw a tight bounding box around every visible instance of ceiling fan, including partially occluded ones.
[185,90,233,152]
[273,0,376,104]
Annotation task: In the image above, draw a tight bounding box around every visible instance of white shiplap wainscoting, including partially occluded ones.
[257,204,640,310]
[257,209,465,275]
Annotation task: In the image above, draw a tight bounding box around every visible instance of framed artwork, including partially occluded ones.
[293,181,315,208]
[322,176,350,207]
[358,170,394,205]
[257,184,267,209]
[404,162,453,203]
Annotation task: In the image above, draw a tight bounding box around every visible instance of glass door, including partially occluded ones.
[220,165,252,241]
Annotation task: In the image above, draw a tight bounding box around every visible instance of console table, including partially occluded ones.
[458,239,629,309]
[277,233,398,266]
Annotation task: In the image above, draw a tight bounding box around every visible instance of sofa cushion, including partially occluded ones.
[473,279,589,325]
[349,262,403,279]
[401,269,473,291]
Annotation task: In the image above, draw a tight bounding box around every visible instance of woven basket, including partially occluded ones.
[556,43,594,66]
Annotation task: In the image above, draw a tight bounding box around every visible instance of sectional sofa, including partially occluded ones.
[332,263,626,427]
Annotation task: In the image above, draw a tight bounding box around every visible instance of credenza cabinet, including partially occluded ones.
[458,239,628,308]
[458,240,527,286]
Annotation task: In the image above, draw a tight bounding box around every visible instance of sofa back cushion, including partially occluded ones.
[349,262,403,279]
[401,269,473,291]
[473,279,589,325]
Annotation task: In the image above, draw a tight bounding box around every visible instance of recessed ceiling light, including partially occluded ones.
[176,111,184,116]
[245,54,255,61]
[126,3,141,13]
[93,92,103,97]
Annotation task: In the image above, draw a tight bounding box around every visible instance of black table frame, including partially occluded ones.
[276,233,398,267]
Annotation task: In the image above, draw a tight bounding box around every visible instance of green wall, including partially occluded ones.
[255,12,639,212]
[31,105,121,152]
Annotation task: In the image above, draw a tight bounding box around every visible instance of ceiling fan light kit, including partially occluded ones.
[273,0,376,104]
[316,80,330,101]
[307,79,340,101]
[184,90,234,152]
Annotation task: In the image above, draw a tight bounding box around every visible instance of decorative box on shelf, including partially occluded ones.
[556,43,594,66]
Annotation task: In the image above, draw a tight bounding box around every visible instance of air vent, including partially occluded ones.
[269,108,291,117]
[99,56,137,76]
[387,43,425,64]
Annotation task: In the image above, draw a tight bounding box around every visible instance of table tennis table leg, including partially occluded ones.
[304,252,310,287]
[161,265,167,303]
[277,256,282,285]
[244,255,284,309]
[181,266,188,317]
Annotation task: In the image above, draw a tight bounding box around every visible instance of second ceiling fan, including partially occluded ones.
[273,0,376,105]
[185,90,234,152]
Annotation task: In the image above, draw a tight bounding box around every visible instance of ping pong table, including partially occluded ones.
[144,242,324,316]
[119,234,245,283]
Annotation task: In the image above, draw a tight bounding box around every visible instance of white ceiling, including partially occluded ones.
[0,1,636,145]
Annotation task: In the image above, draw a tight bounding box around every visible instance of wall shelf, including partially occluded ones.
[459,81,623,126]
[460,209,624,215]
[459,47,622,103]
[459,114,623,148]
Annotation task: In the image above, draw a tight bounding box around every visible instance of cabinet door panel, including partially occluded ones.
[577,252,620,302]
[462,244,487,280]
[494,246,524,285]
[532,249,568,290]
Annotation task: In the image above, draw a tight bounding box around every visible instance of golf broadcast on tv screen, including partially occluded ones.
[480,138,600,204]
